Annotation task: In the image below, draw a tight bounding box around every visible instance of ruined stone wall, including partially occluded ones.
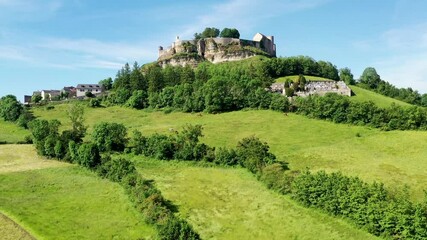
[269,81,351,97]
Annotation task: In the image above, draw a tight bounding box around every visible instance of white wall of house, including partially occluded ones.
[76,87,102,97]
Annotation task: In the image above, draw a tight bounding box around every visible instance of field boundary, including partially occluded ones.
[0,210,39,240]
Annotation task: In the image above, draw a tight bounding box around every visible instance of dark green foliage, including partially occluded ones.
[294,93,427,130]
[76,143,101,169]
[359,67,381,89]
[143,134,175,160]
[92,122,128,152]
[269,94,289,112]
[89,98,101,107]
[16,109,35,129]
[126,90,148,109]
[201,27,220,38]
[339,67,355,85]
[97,157,137,183]
[130,130,147,155]
[236,136,277,174]
[173,124,205,160]
[99,77,113,90]
[158,217,201,240]
[220,28,240,38]
[0,95,23,122]
[214,147,238,166]
[265,56,339,80]
[31,94,42,103]
[259,164,295,194]
[291,171,427,239]
[85,91,95,98]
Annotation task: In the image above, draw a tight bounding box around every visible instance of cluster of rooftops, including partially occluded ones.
[24,84,102,103]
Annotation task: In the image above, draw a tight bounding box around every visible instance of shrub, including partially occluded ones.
[92,122,128,152]
[89,98,101,107]
[76,143,101,169]
[158,217,201,240]
[144,134,175,160]
[97,157,137,183]
[236,136,276,174]
[214,147,238,166]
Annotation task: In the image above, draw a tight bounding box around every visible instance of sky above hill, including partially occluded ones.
[1,0,427,100]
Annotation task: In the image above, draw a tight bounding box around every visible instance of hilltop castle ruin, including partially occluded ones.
[158,33,276,67]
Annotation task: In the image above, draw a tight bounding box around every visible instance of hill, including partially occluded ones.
[31,105,427,201]
[0,145,155,239]
[350,85,412,108]
[276,75,333,82]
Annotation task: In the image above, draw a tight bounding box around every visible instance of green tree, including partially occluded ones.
[201,27,220,38]
[339,67,355,85]
[220,28,240,38]
[76,143,101,169]
[92,122,128,152]
[360,67,381,89]
[236,136,276,174]
[67,104,86,142]
[146,65,164,93]
[0,95,23,122]
[130,62,147,91]
[99,77,113,90]
[31,94,42,103]
[126,90,148,109]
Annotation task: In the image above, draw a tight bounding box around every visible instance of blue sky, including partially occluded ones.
[2,0,427,101]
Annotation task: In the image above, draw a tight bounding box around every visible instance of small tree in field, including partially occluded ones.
[92,122,128,152]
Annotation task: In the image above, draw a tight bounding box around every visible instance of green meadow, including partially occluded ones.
[350,85,412,108]
[0,145,155,240]
[32,105,427,201]
[133,157,378,240]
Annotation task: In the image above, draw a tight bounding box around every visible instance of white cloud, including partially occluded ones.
[179,0,330,38]
[352,23,427,93]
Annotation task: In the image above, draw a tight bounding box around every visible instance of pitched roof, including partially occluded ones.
[76,84,102,89]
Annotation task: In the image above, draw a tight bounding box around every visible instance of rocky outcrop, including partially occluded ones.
[157,33,275,67]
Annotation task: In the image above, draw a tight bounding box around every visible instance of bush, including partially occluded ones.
[158,217,201,240]
[144,134,175,160]
[97,157,137,183]
[269,94,289,112]
[89,98,101,107]
[92,122,128,152]
[214,147,238,166]
[76,143,101,169]
[236,136,277,174]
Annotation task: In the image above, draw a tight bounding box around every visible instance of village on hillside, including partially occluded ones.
[24,83,103,104]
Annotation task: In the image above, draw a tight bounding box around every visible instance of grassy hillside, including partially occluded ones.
[350,85,412,108]
[0,145,155,239]
[0,119,29,143]
[276,75,333,82]
[32,106,427,201]
[134,158,377,240]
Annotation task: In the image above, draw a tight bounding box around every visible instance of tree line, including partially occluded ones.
[358,67,427,106]
[295,93,427,130]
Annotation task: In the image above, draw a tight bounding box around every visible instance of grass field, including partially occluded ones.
[0,145,155,239]
[134,157,378,240]
[0,119,30,143]
[33,106,427,201]
[350,85,412,108]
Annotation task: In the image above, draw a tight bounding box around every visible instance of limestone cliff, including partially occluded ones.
[157,33,276,67]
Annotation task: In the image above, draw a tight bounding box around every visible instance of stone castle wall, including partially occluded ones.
[270,81,351,97]
[158,33,276,67]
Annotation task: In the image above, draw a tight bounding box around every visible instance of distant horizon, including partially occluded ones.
[1,0,427,100]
